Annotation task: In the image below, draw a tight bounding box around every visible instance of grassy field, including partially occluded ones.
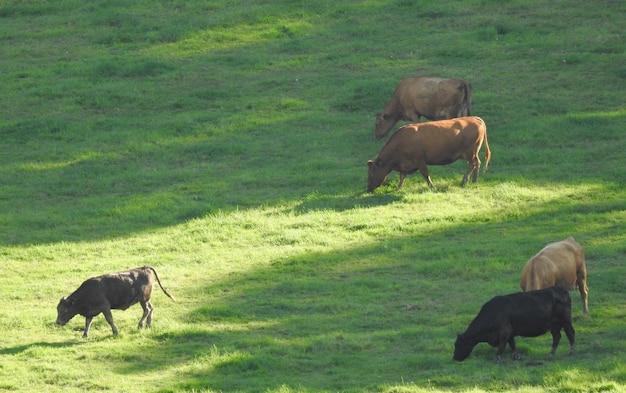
[1,0,625,392]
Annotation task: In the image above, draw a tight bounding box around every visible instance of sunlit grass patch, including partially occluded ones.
[150,17,313,57]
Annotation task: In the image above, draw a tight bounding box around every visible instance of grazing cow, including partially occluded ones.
[56,266,175,337]
[374,77,472,138]
[366,116,490,192]
[520,237,589,314]
[453,287,576,363]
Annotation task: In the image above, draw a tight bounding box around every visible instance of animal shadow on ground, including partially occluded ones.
[0,340,78,355]
[294,192,401,213]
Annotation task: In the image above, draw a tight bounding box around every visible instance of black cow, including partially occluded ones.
[453,287,575,363]
[56,266,175,337]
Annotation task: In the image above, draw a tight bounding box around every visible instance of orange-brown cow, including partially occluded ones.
[374,77,472,138]
[520,237,589,314]
[367,116,490,192]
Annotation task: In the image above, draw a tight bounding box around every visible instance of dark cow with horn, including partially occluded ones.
[367,116,490,192]
[56,266,175,337]
[453,287,576,363]
[374,76,472,139]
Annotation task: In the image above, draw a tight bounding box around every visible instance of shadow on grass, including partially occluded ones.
[94,192,625,392]
[0,113,380,246]
[294,190,403,213]
[1,23,623,247]
[0,340,78,355]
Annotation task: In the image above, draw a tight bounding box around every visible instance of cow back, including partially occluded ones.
[463,287,572,339]
[68,268,154,312]
[374,77,472,138]
[520,237,584,291]
[101,270,153,310]
[384,117,484,162]
[399,77,469,119]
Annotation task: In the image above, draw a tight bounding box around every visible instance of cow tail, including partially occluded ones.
[482,123,491,173]
[464,82,472,117]
[458,82,472,117]
[147,266,176,301]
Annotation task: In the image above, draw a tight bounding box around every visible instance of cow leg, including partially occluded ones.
[579,288,589,315]
[102,308,119,336]
[563,322,576,356]
[83,316,94,338]
[495,344,506,364]
[396,173,407,190]
[461,164,472,186]
[462,156,480,186]
[138,300,153,328]
[147,307,154,328]
[146,300,154,328]
[508,337,520,360]
[549,326,562,355]
[495,338,509,364]
[471,156,481,183]
[578,277,589,314]
[495,328,513,363]
[417,167,435,188]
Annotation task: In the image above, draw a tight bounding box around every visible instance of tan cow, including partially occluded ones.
[374,77,472,138]
[520,237,589,314]
[367,116,490,192]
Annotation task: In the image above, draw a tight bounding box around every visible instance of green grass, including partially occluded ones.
[1,0,625,392]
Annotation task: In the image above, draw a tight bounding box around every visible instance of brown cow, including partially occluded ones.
[56,266,175,337]
[374,77,472,138]
[367,116,490,192]
[520,237,589,314]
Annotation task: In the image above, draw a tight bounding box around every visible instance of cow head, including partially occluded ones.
[56,297,78,326]
[453,334,475,361]
[373,112,395,139]
[367,159,389,192]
